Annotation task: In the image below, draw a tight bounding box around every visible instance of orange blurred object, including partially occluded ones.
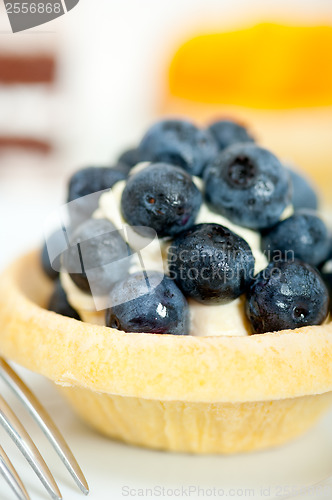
[162,23,332,203]
[169,23,332,109]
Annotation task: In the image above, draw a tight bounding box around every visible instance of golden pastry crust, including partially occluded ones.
[57,387,332,453]
[0,250,331,403]
[0,250,332,453]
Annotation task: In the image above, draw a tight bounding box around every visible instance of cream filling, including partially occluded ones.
[189,297,250,337]
[62,169,270,337]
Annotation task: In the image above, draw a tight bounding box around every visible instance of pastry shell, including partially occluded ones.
[0,250,331,454]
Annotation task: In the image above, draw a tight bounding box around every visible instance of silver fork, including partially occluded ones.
[0,358,89,500]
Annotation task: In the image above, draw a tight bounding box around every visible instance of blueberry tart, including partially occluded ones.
[0,118,331,454]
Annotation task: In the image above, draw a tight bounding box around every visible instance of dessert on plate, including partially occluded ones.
[0,117,331,454]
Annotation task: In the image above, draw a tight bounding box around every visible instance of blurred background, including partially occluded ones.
[0,0,332,268]
[0,2,332,498]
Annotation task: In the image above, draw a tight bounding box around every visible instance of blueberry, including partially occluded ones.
[41,229,63,280]
[62,218,131,295]
[288,167,318,211]
[67,166,126,227]
[121,163,202,237]
[245,260,329,334]
[204,143,291,230]
[139,119,218,176]
[68,166,126,202]
[261,210,330,267]
[208,119,255,150]
[105,271,189,335]
[48,279,81,320]
[168,223,255,304]
[117,147,144,174]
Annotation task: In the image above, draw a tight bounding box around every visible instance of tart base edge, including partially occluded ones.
[59,386,332,454]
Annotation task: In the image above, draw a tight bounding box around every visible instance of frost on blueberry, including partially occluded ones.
[62,218,131,296]
[121,163,202,237]
[204,143,292,230]
[261,210,330,267]
[208,119,255,151]
[139,119,218,176]
[105,271,189,335]
[168,223,255,305]
[246,260,329,334]
[67,166,126,227]
[287,166,318,211]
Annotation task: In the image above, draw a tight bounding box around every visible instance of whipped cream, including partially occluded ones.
[62,166,269,337]
[189,297,250,337]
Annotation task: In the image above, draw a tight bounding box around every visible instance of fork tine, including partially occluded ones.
[0,445,30,500]
[0,394,62,500]
[0,358,89,495]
